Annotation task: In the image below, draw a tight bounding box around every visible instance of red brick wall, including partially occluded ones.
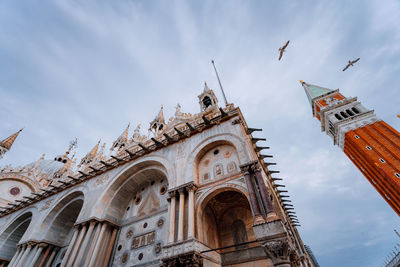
[344,121,400,216]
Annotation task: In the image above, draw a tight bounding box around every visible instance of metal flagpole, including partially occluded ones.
[211,60,228,106]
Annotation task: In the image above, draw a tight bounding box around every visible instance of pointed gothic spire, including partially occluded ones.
[96,142,107,162]
[300,80,334,107]
[0,129,23,159]
[0,128,23,150]
[111,124,130,151]
[203,81,211,92]
[79,140,100,166]
[155,105,165,124]
[149,106,166,134]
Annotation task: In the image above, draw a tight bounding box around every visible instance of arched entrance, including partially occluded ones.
[41,191,84,267]
[105,162,169,266]
[199,190,270,266]
[0,212,32,264]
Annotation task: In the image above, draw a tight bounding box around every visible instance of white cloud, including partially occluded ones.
[0,1,399,266]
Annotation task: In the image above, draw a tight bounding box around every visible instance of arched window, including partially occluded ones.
[335,114,342,120]
[202,96,212,108]
[346,109,354,116]
[352,107,360,114]
[340,111,348,118]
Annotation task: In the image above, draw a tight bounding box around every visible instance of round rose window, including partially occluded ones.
[10,187,21,196]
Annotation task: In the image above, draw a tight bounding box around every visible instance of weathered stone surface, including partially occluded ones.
[0,85,315,267]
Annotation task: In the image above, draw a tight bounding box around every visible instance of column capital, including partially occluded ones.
[239,160,258,173]
[186,182,198,192]
[259,237,292,266]
[253,220,294,267]
[178,188,185,194]
[168,182,198,195]
[168,190,177,198]
[86,220,97,227]
[38,242,49,248]
[17,243,26,249]
[74,218,119,229]
[250,162,262,173]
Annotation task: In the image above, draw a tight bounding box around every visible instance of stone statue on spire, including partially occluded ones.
[131,124,148,145]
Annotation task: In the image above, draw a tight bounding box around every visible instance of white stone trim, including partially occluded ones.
[336,113,379,150]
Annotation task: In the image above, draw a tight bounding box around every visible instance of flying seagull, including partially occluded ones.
[342,58,360,71]
[278,40,290,61]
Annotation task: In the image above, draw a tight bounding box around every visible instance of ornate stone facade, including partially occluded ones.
[0,83,317,266]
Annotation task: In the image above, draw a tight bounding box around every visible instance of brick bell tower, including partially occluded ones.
[301,80,400,216]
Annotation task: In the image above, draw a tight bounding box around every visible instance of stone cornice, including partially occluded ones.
[0,107,238,218]
[168,182,198,196]
[336,112,379,149]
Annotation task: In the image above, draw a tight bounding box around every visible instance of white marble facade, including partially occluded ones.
[0,86,315,267]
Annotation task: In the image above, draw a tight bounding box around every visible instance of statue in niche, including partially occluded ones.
[131,124,148,145]
[214,164,224,177]
[227,161,237,173]
[232,219,248,248]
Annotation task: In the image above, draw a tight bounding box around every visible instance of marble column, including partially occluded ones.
[254,167,278,220]
[7,246,21,267]
[168,193,176,243]
[177,189,185,241]
[102,227,118,267]
[60,227,79,267]
[242,167,264,224]
[88,222,107,267]
[10,245,25,267]
[38,245,51,267]
[187,186,195,239]
[66,224,87,266]
[83,222,102,267]
[31,244,45,266]
[75,221,96,265]
[15,243,32,267]
[44,247,58,267]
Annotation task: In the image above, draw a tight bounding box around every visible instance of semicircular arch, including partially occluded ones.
[40,190,84,246]
[0,211,33,261]
[196,182,250,213]
[94,157,172,223]
[196,184,254,250]
[182,133,251,184]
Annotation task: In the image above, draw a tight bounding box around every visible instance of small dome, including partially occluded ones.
[27,159,65,175]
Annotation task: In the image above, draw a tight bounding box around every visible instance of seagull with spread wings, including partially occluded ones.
[342,58,360,71]
[278,40,290,61]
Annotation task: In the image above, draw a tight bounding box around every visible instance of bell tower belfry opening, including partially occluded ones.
[198,82,219,112]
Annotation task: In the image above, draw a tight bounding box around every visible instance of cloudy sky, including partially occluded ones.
[1,0,399,266]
